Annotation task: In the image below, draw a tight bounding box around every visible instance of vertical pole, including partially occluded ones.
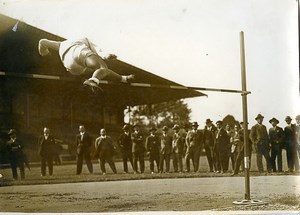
[240,31,250,200]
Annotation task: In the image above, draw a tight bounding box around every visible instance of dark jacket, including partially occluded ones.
[38,135,56,157]
[119,132,132,153]
[269,126,285,147]
[75,132,92,155]
[284,124,297,147]
[215,128,230,151]
[203,125,216,147]
[250,124,269,146]
[186,129,203,148]
[94,136,115,158]
[7,138,24,162]
[237,129,252,153]
[160,134,172,155]
[131,131,145,153]
[146,134,160,154]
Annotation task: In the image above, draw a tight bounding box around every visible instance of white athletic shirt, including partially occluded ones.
[58,38,98,75]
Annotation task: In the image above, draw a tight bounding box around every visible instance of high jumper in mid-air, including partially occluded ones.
[38,37,134,91]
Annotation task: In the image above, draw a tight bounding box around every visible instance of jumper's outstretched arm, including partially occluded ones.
[38,39,61,56]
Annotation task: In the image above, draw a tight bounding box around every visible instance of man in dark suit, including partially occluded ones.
[215,120,230,173]
[38,127,56,176]
[284,116,299,173]
[7,129,25,180]
[159,126,172,173]
[185,122,203,172]
[172,124,184,173]
[94,128,117,175]
[269,117,285,173]
[75,125,93,175]
[131,124,145,174]
[118,124,133,173]
[145,126,160,174]
[250,114,272,173]
[203,119,217,172]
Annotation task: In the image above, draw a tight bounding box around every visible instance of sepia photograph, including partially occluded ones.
[0,0,299,214]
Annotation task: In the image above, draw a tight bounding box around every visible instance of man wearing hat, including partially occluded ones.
[172,124,184,173]
[215,120,230,173]
[203,119,217,172]
[269,117,285,172]
[250,114,272,173]
[118,124,133,173]
[185,122,203,172]
[131,124,145,174]
[6,129,25,180]
[284,116,299,172]
[145,126,160,174]
[159,126,172,173]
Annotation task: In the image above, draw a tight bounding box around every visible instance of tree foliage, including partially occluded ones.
[222,114,238,128]
[130,99,191,128]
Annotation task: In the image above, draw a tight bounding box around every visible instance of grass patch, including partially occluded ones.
[272,195,300,206]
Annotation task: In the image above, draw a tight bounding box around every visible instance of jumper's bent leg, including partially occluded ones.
[83,55,134,89]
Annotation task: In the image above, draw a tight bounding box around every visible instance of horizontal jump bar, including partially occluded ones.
[0,71,250,94]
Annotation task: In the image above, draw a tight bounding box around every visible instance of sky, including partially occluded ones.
[0,0,299,129]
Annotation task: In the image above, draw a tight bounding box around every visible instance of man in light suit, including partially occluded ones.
[269,117,285,173]
[75,125,93,175]
[185,122,203,172]
[94,128,117,175]
[250,114,272,173]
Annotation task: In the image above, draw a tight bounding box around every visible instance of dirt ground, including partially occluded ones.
[0,155,299,213]
[0,175,299,213]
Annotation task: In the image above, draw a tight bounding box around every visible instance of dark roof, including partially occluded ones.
[0,14,206,106]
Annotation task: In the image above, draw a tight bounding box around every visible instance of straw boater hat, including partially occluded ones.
[172,124,180,130]
[269,117,279,124]
[285,116,292,121]
[255,114,264,120]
